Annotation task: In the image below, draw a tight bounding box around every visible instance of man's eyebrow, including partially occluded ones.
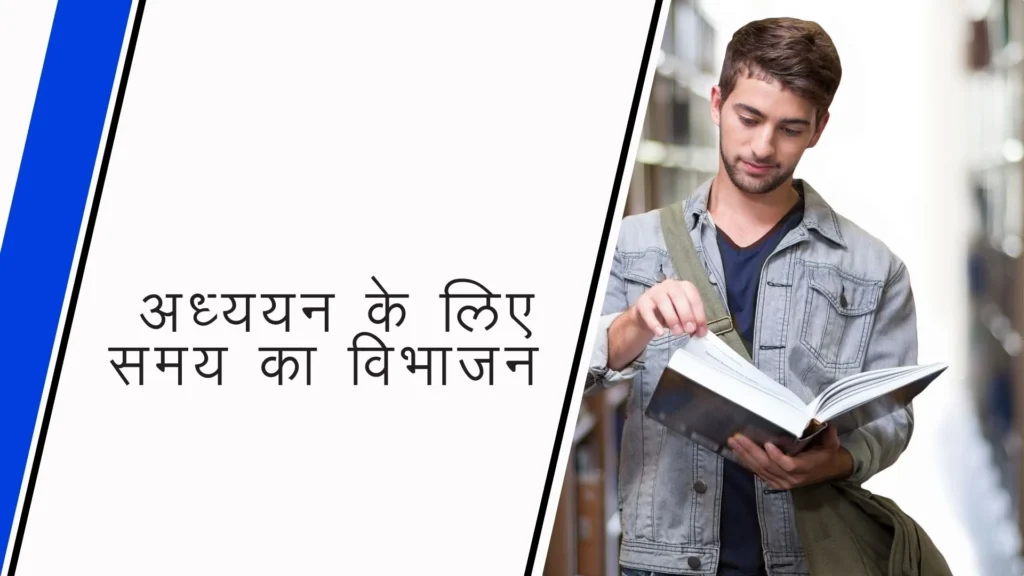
[734,103,811,126]
[734,103,765,118]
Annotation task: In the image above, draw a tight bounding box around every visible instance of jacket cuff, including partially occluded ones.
[589,311,643,385]
[839,430,874,485]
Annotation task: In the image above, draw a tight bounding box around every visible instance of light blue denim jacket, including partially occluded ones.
[585,178,916,575]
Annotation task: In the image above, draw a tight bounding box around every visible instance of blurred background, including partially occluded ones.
[546,1,1024,575]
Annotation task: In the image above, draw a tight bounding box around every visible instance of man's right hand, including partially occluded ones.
[633,279,709,338]
[607,280,708,371]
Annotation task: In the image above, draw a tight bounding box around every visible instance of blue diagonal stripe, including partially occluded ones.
[0,0,135,566]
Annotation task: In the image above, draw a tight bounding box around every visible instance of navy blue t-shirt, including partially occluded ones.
[715,196,804,576]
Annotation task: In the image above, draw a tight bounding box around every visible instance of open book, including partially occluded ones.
[644,332,947,461]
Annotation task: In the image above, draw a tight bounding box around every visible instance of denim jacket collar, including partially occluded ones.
[682,176,847,248]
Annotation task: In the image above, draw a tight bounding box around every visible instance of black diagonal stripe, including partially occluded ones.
[522,1,665,574]
[7,2,149,574]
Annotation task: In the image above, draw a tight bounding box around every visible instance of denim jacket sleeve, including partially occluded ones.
[585,245,645,395]
[840,260,917,485]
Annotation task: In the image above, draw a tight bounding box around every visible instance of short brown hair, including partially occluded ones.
[718,17,842,122]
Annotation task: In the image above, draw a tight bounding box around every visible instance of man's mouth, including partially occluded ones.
[741,160,775,175]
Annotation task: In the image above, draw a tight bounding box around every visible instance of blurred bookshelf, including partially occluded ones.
[966,0,1024,543]
[543,2,720,575]
[625,0,719,220]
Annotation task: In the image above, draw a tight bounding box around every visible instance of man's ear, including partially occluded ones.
[808,110,830,148]
[710,85,722,126]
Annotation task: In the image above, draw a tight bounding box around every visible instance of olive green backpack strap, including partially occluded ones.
[657,203,745,354]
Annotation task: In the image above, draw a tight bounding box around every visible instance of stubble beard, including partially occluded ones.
[719,140,794,196]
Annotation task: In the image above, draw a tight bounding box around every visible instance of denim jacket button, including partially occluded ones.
[687,556,701,569]
[693,480,707,494]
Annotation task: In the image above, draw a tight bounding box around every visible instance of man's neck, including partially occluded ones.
[707,171,800,247]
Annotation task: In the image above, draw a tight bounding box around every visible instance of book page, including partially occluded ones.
[682,333,806,411]
[814,363,947,422]
[664,348,810,437]
[809,365,910,414]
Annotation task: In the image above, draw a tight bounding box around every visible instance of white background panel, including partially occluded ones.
[14,1,656,574]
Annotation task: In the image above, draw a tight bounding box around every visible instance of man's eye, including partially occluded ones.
[739,117,757,126]
[783,127,802,137]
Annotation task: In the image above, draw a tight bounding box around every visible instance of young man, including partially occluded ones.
[587,17,916,576]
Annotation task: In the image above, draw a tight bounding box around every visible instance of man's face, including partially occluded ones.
[711,73,828,195]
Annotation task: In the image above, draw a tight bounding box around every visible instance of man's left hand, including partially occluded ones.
[727,427,854,490]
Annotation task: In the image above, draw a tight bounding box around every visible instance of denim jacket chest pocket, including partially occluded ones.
[797,260,884,373]
[620,248,691,352]
[619,248,692,416]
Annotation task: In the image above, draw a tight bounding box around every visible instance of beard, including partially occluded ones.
[719,140,795,195]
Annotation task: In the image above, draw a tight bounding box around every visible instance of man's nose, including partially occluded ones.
[750,127,776,161]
